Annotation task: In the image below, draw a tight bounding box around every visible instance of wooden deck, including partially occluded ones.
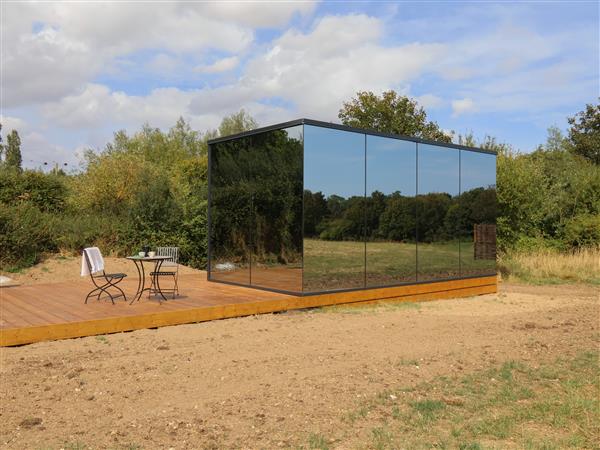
[0,273,497,346]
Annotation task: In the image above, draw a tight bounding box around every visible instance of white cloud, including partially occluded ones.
[416,94,444,110]
[41,83,197,130]
[189,14,446,120]
[2,5,597,165]
[451,98,477,117]
[1,1,313,108]
[195,56,239,74]
[438,25,597,115]
[198,1,317,28]
[1,115,28,134]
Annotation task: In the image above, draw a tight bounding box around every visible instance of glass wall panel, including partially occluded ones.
[459,150,497,276]
[303,125,365,292]
[209,138,252,285]
[366,136,417,286]
[249,126,303,292]
[417,144,460,280]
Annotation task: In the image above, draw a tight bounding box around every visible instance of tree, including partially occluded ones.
[5,130,22,171]
[0,123,4,162]
[338,91,452,143]
[303,190,328,236]
[218,109,258,137]
[567,100,600,164]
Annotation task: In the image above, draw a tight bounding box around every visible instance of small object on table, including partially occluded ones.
[142,245,150,257]
[126,255,171,304]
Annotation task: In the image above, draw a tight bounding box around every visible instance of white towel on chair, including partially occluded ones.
[81,247,105,276]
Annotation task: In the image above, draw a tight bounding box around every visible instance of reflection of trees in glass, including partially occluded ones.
[210,128,303,266]
[304,187,496,243]
[250,130,303,264]
[211,138,252,266]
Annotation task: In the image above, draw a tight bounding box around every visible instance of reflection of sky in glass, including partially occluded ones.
[367,135,416,196]
[284,125,304,142]
[304,125,364,198]
[460,150,496,192]
[418,144,459,196]
[303,125,496,198]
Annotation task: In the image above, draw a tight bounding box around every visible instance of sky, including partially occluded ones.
[1,1,598,170]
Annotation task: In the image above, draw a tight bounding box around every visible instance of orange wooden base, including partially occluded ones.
[0,275,496,346]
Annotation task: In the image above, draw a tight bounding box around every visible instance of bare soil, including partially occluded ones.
[0,280,598,449]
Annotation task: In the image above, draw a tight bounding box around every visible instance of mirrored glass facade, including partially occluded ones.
[209,126,303,292]
[208,119,496,295]
[417,144,460,281]
[303,125,365,292]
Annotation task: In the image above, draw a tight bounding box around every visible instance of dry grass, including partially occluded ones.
[334,351,600,450]
[500,247,600,284]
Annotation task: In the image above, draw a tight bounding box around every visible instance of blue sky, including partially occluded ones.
[1,1,598,169]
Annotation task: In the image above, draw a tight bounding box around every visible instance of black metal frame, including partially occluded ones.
[83,249,127,304]
[207,118,497,155]
[207,118,497,297]
[129,258,168,304]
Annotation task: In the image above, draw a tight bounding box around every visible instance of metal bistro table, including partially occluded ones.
[126,255,171,304]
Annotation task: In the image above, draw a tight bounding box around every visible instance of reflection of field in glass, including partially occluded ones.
[303,239,496,292]
[303,239,365,290]
[366,241,416,286]
[460,241,496,276]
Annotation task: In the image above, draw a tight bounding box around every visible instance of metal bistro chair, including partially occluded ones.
[82,247,127,304]
[149,247,179,298]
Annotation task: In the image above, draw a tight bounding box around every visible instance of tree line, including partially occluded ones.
[304,187,495,244]
[0,94,598,271]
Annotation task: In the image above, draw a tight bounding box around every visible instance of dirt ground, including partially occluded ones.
[0,280,598,449]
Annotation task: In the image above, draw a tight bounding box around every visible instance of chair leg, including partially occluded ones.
[96,280,111,301]
[106,277,127,302]
[108,283,127,302]
[85,286,101,304]
[88,277,125,304]
[97,286,114,304]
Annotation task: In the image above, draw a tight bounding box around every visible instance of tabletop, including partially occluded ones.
[126,255,171,261]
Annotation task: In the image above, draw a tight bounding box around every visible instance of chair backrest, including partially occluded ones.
[157,247,179,267]
[82,247,105,276]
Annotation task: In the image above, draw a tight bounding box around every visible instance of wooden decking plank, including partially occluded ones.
[2,292,82,326]
[1,297,44,328]
[1,289,71,326]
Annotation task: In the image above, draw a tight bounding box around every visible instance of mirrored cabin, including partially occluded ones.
[208,119,496,295]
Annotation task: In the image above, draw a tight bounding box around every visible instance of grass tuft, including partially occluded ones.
[331,351,599,449]
[307,433,329,450]
[410,399,446,421]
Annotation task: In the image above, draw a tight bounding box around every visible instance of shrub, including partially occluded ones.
[0,168,68,212]
[319,219,353,241]
[0,203,55,270]
[50,213,133,256]
[562,214,600,248]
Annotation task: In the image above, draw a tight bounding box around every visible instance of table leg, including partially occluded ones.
[153,260,168,303]
[130,259,146,304]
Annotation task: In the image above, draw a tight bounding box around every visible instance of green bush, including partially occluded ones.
[50,213,133,255]
[562,214,600,248]
[0,203,55,270]
[0,168,68,212]
[319,219,354,241]
[497,140,600,253]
